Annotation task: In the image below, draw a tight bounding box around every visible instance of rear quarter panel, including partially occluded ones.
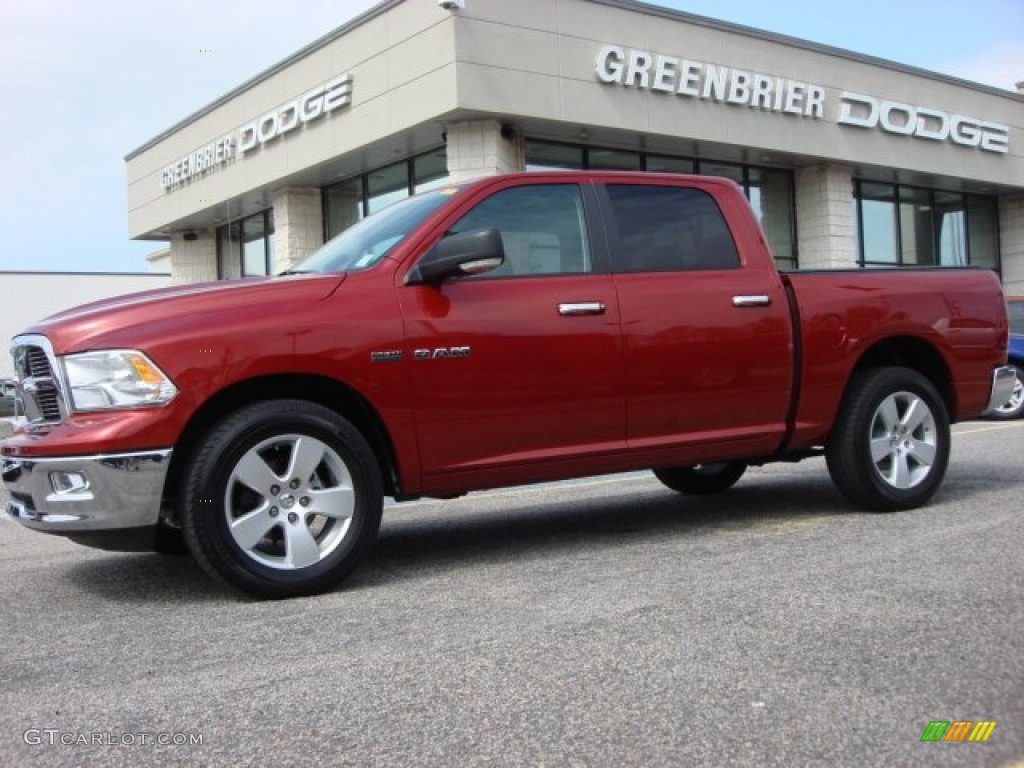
[785,268,1008,447]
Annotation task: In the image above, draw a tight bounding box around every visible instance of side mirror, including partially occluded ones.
[405,228,505,286]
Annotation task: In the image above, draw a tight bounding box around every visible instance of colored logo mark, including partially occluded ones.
[920,720,997,742]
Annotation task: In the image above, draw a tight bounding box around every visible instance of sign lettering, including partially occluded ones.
[160,74,353,191]
[595,46,1010,154]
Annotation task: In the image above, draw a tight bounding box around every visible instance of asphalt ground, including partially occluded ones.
[0,420,1022,767]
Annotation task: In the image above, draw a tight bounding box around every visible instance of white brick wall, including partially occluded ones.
[445,119,524,182]
[795,164,856,270]
[169,232,217,284]
[999,195,1024,295]
[273,188,325,273]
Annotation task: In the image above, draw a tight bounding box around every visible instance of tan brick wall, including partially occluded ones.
[273,188,324,273]
[169,232,217,284]
[795,164,856,270]
[445,119,524,182]
[999,195,1024,295]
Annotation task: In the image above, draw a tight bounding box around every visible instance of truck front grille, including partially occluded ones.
[11,337,66,425]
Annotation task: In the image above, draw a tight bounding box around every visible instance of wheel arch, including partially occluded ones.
[161,374,401,525]
[849,336,955,418]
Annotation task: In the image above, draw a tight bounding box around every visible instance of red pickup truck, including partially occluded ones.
[2,172,1014,597]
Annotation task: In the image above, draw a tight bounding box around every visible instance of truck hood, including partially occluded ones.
[23,274,347,353]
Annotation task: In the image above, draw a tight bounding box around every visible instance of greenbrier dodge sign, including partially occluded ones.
[594,45,1010,154]
[160,74,353,192]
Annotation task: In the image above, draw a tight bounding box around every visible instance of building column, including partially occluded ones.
[169,231,217,284]
[445,119,524,182]
[272,188,324,273]
[795,164,856,270]
[999,194,1024,294]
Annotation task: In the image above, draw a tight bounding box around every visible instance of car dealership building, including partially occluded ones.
[125,0,1024,292]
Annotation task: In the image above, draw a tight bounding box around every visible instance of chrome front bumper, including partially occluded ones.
[3,449,172,533]
[983,365,1019,415]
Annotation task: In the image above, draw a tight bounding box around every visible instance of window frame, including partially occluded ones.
[854,179,1001,273]
[216,208,275,279]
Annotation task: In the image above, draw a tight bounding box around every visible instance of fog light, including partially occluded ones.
[49,471,90,495]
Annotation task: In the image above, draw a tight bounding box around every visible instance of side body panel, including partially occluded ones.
[597,177,794,464]
[785,268,1009,448]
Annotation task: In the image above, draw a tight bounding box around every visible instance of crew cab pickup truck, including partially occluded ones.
[2,172,1015,598]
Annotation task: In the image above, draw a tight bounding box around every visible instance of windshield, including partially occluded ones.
[292,187,459,274]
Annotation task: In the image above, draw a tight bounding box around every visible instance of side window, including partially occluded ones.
[448,184,591,278]
[605,185,740,272]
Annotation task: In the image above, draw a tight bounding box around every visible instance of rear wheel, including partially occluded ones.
[181,400,383,598]
[826,367,950,511]
[987,363,1024,421]
[654,462,747,495]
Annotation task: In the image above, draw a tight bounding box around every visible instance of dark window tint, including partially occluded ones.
[448,185,591,277]
[605,185,739,272]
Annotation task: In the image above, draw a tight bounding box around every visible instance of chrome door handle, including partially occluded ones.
[558,302,607,316]
[732,295,772,308]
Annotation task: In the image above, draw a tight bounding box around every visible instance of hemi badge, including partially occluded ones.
[370,350,403,363]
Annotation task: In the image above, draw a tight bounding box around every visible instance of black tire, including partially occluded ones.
[180,400,383,598]
[826,367,950,512]
[986,363,1024,421]
[654,462,747,495]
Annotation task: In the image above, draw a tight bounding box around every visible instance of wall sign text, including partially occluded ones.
[160,74,353,192]
[595,46,1009,154]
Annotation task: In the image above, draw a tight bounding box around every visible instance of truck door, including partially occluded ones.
[600,181,793,460]
[398,180,626,486]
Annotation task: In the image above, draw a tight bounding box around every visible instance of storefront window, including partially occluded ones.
[934,191,966,266]
[323,148,450,240]
[367,161,410,215]
[588,148,642,171]
[414,150,450,193]
[748,168,796,270]
[967,196,999,270]
[525,143,583,170]
[699,161,744,186]
[857,182,899,265]
[217,209,274,279]
[646,155,696,174]
[855,181,999,271]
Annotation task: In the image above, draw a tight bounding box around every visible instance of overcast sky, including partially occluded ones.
[0,0,1021,273]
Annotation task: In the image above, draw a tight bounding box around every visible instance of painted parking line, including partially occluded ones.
[954,421,1024,437]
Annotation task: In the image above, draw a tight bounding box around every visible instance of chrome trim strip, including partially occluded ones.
[983,365,1018,415]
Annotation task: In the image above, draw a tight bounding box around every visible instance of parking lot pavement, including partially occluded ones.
[0,420,1022,767]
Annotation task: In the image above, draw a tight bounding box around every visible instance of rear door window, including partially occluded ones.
[603,185,739,272]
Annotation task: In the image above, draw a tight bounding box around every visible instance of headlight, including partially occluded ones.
[61,350,178,411]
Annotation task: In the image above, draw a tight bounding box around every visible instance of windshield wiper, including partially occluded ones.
[277,269,315,276]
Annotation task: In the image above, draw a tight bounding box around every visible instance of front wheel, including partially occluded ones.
[181,400,383,598]
[826,367,950,512]
[654,462,747,495]
[987,364,1024,421]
